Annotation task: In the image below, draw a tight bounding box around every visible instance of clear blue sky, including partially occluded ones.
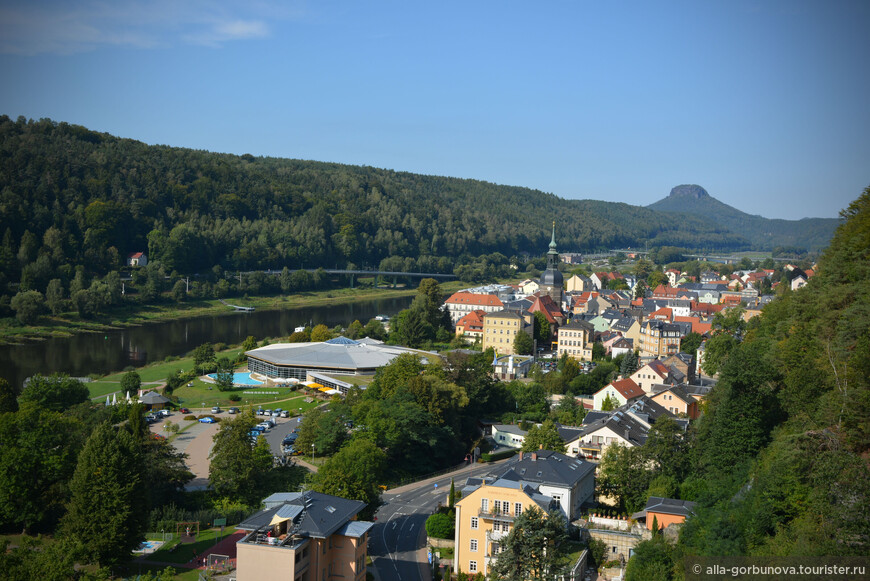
[1,1,867,220]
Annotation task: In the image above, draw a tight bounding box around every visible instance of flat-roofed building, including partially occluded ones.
[246,337,432,381]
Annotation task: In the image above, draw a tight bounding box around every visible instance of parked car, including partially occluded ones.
[179,407,190,414]
[280,410,290,418]
[252,425,266,433]
[158,409,171,417]
[228,407,240,414]
[256,423,271,431]
[263,409,273,416]
[199,417,217,423]
[256,408,264,415]
[145,413,158,423]
[211,406,221,414]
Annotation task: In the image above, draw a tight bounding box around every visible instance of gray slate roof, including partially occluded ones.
[238,491,367,539]
[644,496,697,517]
[246,339,428,372]
[493,450,595,489]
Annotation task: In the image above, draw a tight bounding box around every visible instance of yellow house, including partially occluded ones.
[482,310,533,356]
[453,474,554,578]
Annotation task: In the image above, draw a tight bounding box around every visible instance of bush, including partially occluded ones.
[425,512,454,539]
[480,449,518,462]
[228,394,241,402]
[183,415,196,421]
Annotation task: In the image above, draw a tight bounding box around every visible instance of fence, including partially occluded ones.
[384,460,470,490]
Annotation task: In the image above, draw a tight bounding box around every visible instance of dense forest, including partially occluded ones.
[647,184,838,252]
[0,116,752,294]
[617,187,870,580]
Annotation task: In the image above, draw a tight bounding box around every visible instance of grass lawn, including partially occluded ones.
[142,528,224,565]
[121,563,202,581]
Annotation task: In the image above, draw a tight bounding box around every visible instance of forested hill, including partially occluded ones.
[647,184,838,251]
[0,116,748,284]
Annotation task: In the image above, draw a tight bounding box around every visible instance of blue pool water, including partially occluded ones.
[207,372,263,386]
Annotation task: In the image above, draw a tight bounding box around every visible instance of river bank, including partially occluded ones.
[0,283,468,346]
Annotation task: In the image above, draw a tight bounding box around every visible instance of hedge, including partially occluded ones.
[480,449,518,462]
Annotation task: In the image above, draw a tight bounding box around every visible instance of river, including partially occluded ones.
[0,295,414,390]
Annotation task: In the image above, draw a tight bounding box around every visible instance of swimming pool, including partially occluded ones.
[135,540,164,552]
[207,372,264,386]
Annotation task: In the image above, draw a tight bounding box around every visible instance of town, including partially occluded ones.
[4,208,856,581]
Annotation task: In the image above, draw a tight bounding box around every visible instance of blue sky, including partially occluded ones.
[0,1,867,220]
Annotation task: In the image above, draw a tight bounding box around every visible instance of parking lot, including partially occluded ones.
[148,408,306,489]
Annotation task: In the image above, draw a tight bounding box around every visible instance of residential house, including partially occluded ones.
[491,424,528,449]
[556,320,595,361]
[611,317,642,347]
[650,384,699,419]
[632,497,697,531]
[453,475,553,577]
[699,271,721,284]
[126,252,147,267]
[482,310,533,356]
[593,377,644,410]
[665,269,682,287]
[565,273,593,293]
[492,450,596,520]
[638,320,683,359]
[519,279,540,295]
[660,353,696,384]
[235,491,372,581]
[590,272,624,290]
[609,336,634,358]
[455,310,486,342]
[445,292,505,325]
[629,360,675,394]
[576,409,649,460]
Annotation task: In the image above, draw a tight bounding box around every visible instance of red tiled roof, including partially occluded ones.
[650,307,673,320]
[445,292,504,307]
[674,316,712,336]
[607,378,644,400]
[128,252,145,259]
[456,310,486,329]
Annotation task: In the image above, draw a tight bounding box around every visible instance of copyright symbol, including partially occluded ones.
[692,564,702,574]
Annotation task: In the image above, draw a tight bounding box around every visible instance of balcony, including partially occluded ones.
[486,529,508,542]
[478,509,516,521]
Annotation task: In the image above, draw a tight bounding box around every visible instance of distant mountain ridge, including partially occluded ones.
[647,184,838,251]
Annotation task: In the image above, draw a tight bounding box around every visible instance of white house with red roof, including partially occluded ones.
[629,360,674,394]
[455,309,486,341]
[444,291,504,324]
[126,252,147,267]
[593,377,644,410]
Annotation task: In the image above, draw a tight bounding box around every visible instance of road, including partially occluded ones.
[369,459,504,581]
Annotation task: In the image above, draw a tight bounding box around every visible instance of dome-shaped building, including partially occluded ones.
[539,222,563,305]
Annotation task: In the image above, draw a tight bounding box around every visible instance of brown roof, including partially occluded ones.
[456,310,486,329]
[607,378,644,400]
[445,292,503,308]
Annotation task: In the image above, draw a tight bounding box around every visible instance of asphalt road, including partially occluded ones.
[370,460,500,581]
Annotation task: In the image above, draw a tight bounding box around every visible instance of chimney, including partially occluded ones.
[531,452,537,461]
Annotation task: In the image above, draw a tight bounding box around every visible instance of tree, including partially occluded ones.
[488,506,569,581]
[310,323,332,342]
[0,403,84,532]
[214,357,235,391]
[209,412,272,503]
[601,394,620,411]
[0,377,18,414]
[701,334,737,376]
[521,419,566,453]
[642,416,689,480]
[449,478,456,508]
[62,422,147,568]
[513,330,534,355]
[425,512,454,539]
[45,278,65,315]
[242,335,257,352]
[193,342,216,374]
[295,405,349,457]
[624,534,675,581]
[120,370,141,393]
[171,279,186,302]
[19,374,89,412]
[533,311,551,343]
[680,332,703,356]
[597,444,652,513]
[10,290,44,325]
[311,437,386,507]
[619,350,639,377]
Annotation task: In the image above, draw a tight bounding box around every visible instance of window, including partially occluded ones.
[493,500,501,514]
[470,539,478,552]
[612,546,618,554]
[481,498,488,512]
[515,503,523,516]
[492,521,500,532]
[469,560,478,573]
[470,517,478,529]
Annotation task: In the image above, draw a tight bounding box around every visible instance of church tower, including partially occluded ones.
[539,222,564,305]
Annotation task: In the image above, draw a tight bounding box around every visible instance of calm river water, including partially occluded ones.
[0,295,414,390]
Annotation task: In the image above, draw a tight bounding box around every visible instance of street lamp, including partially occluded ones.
[311,444,315,463]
